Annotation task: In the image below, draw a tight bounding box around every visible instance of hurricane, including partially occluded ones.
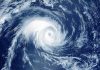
[0,0,100,70]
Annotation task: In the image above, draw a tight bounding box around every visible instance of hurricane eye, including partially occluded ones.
[44,29,56,42]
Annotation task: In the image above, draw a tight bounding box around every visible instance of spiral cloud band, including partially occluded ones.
[22,17,67,53]
[0,0,99,70]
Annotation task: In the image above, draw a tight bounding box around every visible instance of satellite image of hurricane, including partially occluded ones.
[0,0,100,70]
